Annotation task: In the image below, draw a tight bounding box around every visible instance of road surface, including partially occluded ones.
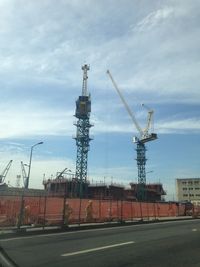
[1,219,200,267]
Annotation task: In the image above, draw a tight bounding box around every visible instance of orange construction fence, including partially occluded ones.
[0,195,198,228]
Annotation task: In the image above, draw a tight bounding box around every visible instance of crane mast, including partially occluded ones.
[82,64,90,96]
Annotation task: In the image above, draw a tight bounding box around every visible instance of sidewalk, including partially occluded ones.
[0,216,198,238]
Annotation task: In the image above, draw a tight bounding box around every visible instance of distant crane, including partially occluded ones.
[21,161,28,188]
[107,70,157,201]
[56,168,72,179]
[0,160,13,184]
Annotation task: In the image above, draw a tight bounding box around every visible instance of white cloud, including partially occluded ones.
[0,0,199,105]
[134,6,174,32]
[157,118,200,133]
[0,102,74,138]
[92,115,200,135]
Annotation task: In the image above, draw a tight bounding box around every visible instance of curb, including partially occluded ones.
[0,217,198,240]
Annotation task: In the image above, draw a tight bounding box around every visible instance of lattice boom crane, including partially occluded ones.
[107,70,157,200]
[0,160,13,184]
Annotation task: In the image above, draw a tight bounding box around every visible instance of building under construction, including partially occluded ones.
[43,176,166,201]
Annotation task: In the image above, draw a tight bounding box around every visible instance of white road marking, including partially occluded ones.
[1,219,198,242]
[192,229,197,232]
[61,241,135,257]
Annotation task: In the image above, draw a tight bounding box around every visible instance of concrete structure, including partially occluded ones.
[43,176,165,201]
[176,178,200,205]
[130,183,166,201]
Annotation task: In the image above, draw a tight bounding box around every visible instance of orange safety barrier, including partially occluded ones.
[193,204,200,218]
[0,196,198,228]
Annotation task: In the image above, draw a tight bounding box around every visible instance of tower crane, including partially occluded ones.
[21,161,28,188]
[0,160,13,184]
[74,64,93,198]
[107,70,157,201]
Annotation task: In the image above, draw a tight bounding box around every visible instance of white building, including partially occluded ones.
[176,178,200,205]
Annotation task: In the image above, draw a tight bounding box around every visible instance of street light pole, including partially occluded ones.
[62,169,72,228]
[26,142,43,189]
[17,141,43,230]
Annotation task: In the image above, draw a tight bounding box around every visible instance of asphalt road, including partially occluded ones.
[1,219,200,267]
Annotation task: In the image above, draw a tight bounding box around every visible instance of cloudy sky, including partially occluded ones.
[0,0,199,200]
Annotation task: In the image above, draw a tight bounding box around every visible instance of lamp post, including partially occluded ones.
[17,142,43,229]
[26,142,43,189]
[62,168,72,228]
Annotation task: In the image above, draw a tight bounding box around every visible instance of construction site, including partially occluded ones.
[41,65,163,202]
[0,64,199,229]
[0,64,164,201]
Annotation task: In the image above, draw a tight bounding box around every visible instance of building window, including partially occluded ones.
[188,181,193,185]
[194,181,199,184]
[182,182,187,184]
[195,188,200,190]
[182,188,187,190]
[189,194,194,197]
[195,194,200,197]
[183,194,188,197]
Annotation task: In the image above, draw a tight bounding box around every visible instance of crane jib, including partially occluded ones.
[107,70,157,143]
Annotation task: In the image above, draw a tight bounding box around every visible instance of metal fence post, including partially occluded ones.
[121,199,123,222]
[131,201,133,221]
[157,203,160,218]
[98,198,101,222]
[146,202,149,221]
[109,198,112,222]
[43,195,47,229]
[116,200,119,221]
[62,183,67,228]
[177,203,180,217]
[17,192,25,230]
[139,201,143,221]
[38,196,41,226]
[153,202,156,220]
[78,198,82,225]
